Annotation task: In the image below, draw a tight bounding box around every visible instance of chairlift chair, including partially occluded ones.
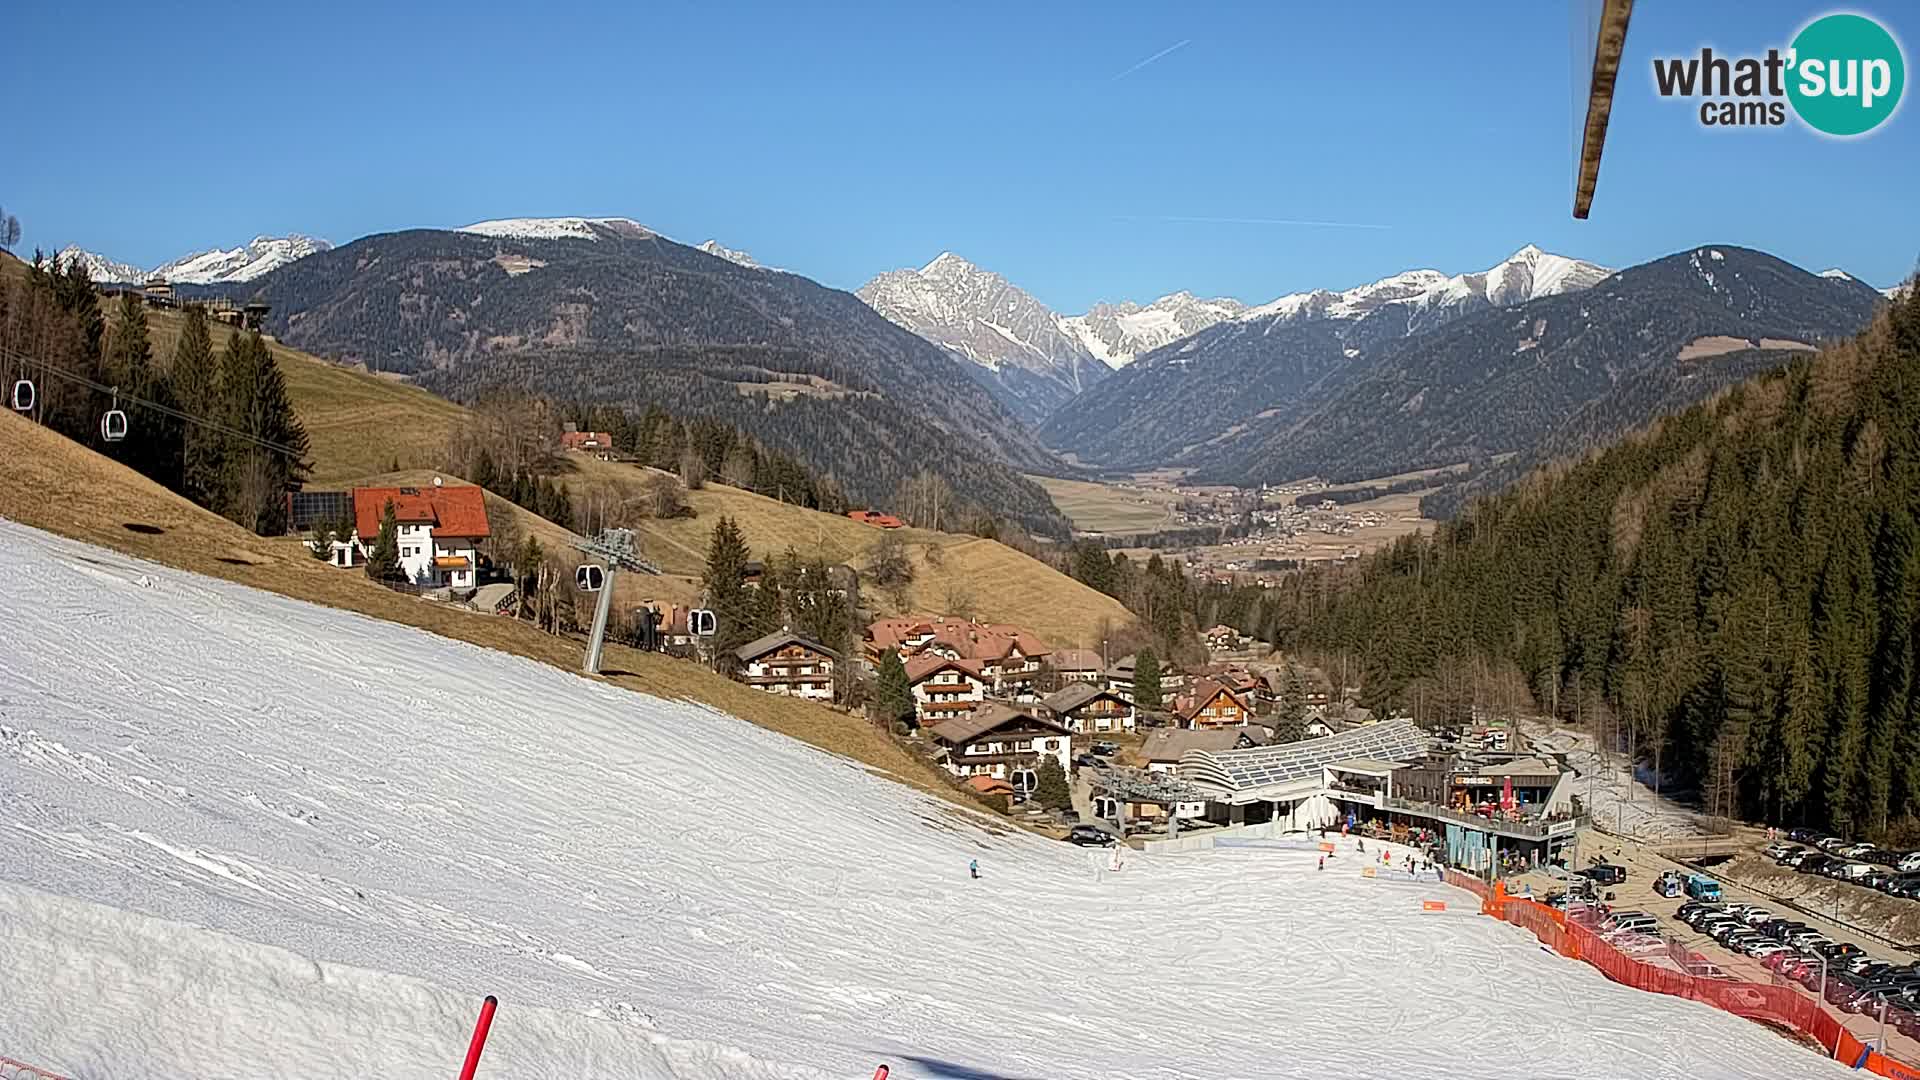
[9,378,32,412]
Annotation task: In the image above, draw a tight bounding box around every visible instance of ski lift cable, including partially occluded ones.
[0,344,308,460]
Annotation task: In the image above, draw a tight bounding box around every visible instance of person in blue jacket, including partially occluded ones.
[969,859,979,880]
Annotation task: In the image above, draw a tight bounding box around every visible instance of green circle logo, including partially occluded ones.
[1788,13,1905,136]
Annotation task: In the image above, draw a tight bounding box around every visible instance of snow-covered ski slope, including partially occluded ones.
[0,520,1846,1079]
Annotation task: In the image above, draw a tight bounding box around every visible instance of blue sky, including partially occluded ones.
[3,1,1914,311]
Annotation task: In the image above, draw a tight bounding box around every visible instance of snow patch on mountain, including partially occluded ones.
[696,240,762,269]
[1239,247,1608,332]
[1063,291,1247,368]
[857,253,1104,387]
[53,236,332,285]
[157,236,332,284]
[458,217,654,241]
[1819,268,1854,281]
[51,246,146,285]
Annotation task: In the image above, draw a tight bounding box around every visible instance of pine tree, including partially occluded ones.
[1134,649,1162,712]
[170,305,223,509]
[1033,756,1072,811]
[872,650,914,729]
[702,516,755,665]
[219,331,310,534]
[366,501,403,582]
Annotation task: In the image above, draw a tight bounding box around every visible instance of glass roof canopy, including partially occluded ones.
[1179,719,1427,798]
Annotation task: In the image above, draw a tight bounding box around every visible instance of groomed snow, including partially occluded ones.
[0,520,1846,1079]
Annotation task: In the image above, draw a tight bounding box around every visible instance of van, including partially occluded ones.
[1832,862,1874,881]
[1686,875,1722,902]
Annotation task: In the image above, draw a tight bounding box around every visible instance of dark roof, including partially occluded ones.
[1043,683,1127,715]
[929,702,1071,746]
[734,629,841,664]
[1141,728,1245,763]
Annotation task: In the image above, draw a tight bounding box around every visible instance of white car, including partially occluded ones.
[1898,852,1920,873]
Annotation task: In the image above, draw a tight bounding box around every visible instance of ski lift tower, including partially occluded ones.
[571,527,663,676]
[1098,767,1205,842]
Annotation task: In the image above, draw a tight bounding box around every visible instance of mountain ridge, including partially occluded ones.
[240,226,1073,535]
[55,235,332,285]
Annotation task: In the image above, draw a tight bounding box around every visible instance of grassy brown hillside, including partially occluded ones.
[0,251,1133,647]
[0,407,970,807]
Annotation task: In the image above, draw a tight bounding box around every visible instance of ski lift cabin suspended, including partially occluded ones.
[100,389,127,442]
[10,378,32,412]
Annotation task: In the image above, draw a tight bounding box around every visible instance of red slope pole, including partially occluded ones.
[872,1068,890,1080]
[457,995,499,1080]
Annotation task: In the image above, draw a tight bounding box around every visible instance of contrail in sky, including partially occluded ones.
[1111,39,1191,81]
[1121,215,1393,230]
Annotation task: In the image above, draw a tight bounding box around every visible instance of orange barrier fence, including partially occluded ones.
[1460,880,1920,1078]
[1,1057,73,1080]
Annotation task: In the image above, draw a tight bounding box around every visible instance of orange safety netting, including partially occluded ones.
[1458,883,1920,1079]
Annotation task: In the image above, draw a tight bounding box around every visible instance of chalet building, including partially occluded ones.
[559,428,616,458]
[929,702,1073,786]
[1177,677,1253,731]
[1203,624,1245,651]
[846,509,905,529]
[1042,683,1136,737]
[907,655,990,727]
[332,483,489,591]
[1051,648,1104,684]
[867,615,1052,701]
[734,629,840,701]
[1104,655,1136,701]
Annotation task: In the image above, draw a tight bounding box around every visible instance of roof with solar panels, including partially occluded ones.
[1177,719,1429,800]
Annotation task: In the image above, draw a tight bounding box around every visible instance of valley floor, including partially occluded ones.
[0,519,1849,1079]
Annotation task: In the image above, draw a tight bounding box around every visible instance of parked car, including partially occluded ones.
[1861,869,1894,890]
[1817,836,1853,852]
[1065,824,1117,847]
[1583,864,1628,886]
[1844,981,1920,1015]
[1796,853,1836,873]
[1744,940,1789,960]
[1073,753,1103,769]
[1090,741,1119,757]
[1825,971,1872,1006]
[1840,841,1878,858]
[1764,842,1794,859]
[1897,852,1920,873]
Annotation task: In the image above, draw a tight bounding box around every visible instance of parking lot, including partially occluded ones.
[1511,829,1920,1062]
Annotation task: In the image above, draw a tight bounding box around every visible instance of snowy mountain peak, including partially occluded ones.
[1236,246,1609,332]
[1064,290,1249,369]
[1820,268,1854,281]
[52,246,146,285]
[857,254,1108,423]
[53,235,332,285]
[697,240,761,269]
[920,251,974,278]
[457,217,654,242]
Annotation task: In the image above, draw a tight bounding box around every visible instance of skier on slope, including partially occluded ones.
[969,858,979,880]
[1318,856,1325,871]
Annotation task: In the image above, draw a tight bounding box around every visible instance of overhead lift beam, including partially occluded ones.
[1573,0,1635,219]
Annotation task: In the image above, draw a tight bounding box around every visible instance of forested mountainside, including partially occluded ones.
[1246,288,1920,837]
[1040,244,1610,469]
[242,226,1071,536]
[1199,247,1886,491]
[1045,247,1882,510]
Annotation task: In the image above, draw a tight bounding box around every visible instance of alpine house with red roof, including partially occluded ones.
[330,482,491,590]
